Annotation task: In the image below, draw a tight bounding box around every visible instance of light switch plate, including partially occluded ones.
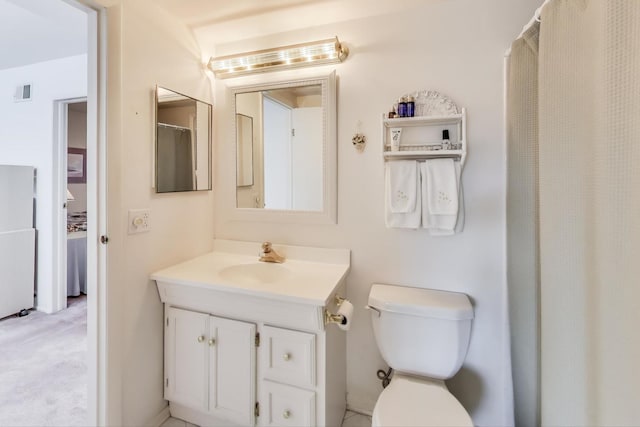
[128,209,150,234]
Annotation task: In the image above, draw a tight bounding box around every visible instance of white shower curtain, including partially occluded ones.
[506,23,540,427]
[507,0,640,425]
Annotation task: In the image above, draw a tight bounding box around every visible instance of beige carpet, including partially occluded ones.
[0,297,87,426]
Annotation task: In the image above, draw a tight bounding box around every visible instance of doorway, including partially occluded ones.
[0,0,105,424]
[51,1,106,425]
[55,99,88,312]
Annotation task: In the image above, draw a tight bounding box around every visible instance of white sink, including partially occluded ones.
[218,262,292,285]
[152,240,351,306]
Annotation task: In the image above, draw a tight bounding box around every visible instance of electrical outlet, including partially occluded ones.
[128,209,150,234]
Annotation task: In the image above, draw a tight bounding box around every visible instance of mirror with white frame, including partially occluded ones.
[155,86,212,193]
[230,71,337,224]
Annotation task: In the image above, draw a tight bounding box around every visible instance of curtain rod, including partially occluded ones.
[515,0,554,40]
[505,0,552,56]
[158,122,191,131]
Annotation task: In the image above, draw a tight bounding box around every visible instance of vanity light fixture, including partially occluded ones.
[208,36,349,79]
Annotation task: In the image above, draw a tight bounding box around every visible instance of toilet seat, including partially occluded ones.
[372,375,473,427]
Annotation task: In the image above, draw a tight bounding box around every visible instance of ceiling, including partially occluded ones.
[0,0,87,71]
[0,0,422,71]
[153,0,425,49]
[152,0,326,28]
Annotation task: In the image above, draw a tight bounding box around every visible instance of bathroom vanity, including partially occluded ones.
[151,240,350,427]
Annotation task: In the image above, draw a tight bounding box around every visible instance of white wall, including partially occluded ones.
[206,1,540,425]
[100,1,215,424]
[0,54,87,313]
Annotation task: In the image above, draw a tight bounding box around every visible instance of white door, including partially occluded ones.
[209,316,257,426]
[165,307,209,411]
[291,107,323,211]
[263,96,292,209]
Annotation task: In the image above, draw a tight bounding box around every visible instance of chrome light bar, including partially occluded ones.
[208,36,348,79]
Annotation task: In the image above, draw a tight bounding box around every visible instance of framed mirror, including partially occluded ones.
[230,71,337,224]
[155,86,212,193]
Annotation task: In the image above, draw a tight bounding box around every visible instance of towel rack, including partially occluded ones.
[382,91,467,168]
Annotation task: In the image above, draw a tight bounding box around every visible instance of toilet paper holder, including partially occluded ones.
[324,295,348,326]
[324,311,346,326]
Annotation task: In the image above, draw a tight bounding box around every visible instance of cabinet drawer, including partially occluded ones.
[261,381,315,427]
[262,325,316,388]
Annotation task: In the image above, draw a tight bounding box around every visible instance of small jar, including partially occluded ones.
[397,97,408,117]
[406,96,415,117]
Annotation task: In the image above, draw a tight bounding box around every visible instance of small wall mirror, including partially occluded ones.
[230,71,336,223]
[155,86,212,193]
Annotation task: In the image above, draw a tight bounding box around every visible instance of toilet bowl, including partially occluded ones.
[371,375,473,427]
[368,284,474,427]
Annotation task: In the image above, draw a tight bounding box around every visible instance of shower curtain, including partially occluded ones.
[508,1,640,425]
[157,125,194,192]
[506,23,540,427]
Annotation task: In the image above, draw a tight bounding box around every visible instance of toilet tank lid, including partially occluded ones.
[368,284,474,320]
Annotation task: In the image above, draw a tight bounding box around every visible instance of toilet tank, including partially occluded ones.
[368,284,474,380]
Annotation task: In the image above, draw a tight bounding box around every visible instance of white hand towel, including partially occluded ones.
[427,180,465,236]
[425,158,458,215]
[421,160,463,235]
[385,162,421,229]
[387,161,418,213]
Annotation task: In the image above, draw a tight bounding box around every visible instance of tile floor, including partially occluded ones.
[160,410,372,427]
[341,410,373,427]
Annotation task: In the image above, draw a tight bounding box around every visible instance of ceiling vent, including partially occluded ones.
[14,84,32,102]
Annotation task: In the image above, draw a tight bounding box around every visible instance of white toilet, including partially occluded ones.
[368,283,475,427]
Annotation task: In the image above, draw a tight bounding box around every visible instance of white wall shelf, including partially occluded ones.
[382,113,463,127]
[382,91,467,167]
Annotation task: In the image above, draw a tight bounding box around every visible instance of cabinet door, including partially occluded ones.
[165,307,209,411]
[261,381,316,427]
[209,315,257,426]
[262,325,316,389]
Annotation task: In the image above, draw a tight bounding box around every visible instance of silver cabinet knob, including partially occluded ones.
[282,410,291,419]
[197,335,205,343]
[208,338,216,346]
[283,353,291,361]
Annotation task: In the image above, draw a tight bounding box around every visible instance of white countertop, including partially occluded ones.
[151,240,350,306]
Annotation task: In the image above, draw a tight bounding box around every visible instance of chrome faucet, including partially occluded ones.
[259,242,285,263]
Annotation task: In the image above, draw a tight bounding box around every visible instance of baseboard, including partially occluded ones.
[346,404,373,417]
[346,392,376,417]
[146,405,170,427]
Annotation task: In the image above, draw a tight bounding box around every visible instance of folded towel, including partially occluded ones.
[421,160,463,235]
[387,161,418,213]
[427,182,465,236]
[385,162,421,229]
[425,158,458,215]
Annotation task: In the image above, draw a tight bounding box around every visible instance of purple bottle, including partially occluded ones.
[407,96,415,117]
[397,97,408,117]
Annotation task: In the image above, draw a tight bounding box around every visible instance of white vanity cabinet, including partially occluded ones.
[165,307,257,426]
[162,297,345,427]
[152,240,351,427]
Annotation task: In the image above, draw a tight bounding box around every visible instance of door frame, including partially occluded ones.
[57,0,108,425]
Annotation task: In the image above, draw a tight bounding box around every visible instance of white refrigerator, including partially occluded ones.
[0,165,35,318]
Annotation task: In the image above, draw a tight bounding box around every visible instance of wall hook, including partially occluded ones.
[352,120,366,153]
